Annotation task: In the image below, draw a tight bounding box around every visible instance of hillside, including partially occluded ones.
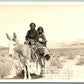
[47,39,84,48]
[0,46,8,49]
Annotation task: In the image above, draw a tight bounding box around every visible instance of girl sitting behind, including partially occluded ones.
[37,27,47,47]
[37,26,50,60]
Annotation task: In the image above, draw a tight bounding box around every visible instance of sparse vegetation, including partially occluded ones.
[48,47,84,67]
[0,48,23,79]
[1,47,84,79]
[76,56,84,65]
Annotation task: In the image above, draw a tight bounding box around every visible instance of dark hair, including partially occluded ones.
[37,26,44,33]
[30,23,36,27]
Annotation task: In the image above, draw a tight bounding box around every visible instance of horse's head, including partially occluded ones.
[6,32,18,56]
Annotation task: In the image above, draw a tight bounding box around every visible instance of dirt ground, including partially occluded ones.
[0,47,84,81]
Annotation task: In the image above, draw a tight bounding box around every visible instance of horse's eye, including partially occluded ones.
[13,44,16,46]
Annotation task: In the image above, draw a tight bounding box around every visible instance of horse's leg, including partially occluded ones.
[42,57,46,77]
[44,58,47,77]
[24,65,27,79]
[38,57,45,77]
[26,60,31,79]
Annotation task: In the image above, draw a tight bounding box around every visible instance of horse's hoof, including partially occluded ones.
[40,73,45,77]
[24,76,27,79]
[28,77,31,80]
[24,78,27,80]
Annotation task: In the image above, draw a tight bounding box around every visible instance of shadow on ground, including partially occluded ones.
[8,71,42,79]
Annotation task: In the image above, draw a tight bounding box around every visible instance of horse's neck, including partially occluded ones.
[18,44,23,51]
[17,42,31,58]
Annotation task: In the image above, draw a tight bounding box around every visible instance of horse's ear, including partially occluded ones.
[6,33,11,40]
[13,32,17,39]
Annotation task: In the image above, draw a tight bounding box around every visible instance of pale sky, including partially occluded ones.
[0,3,84,48]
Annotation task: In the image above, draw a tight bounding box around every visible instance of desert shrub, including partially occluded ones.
[50,54,64,69]
[0,56,23,78]
[49,48,84,68]
[66,54,76,60]
[76,57,84,65]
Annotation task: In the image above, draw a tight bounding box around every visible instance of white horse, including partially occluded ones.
[6,33,31,79]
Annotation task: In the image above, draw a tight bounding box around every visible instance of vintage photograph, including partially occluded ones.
[0,2,84,82]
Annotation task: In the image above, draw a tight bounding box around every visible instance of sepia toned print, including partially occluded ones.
[0,2,84,82]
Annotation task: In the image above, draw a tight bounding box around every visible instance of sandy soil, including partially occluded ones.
[0,48,84,81]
